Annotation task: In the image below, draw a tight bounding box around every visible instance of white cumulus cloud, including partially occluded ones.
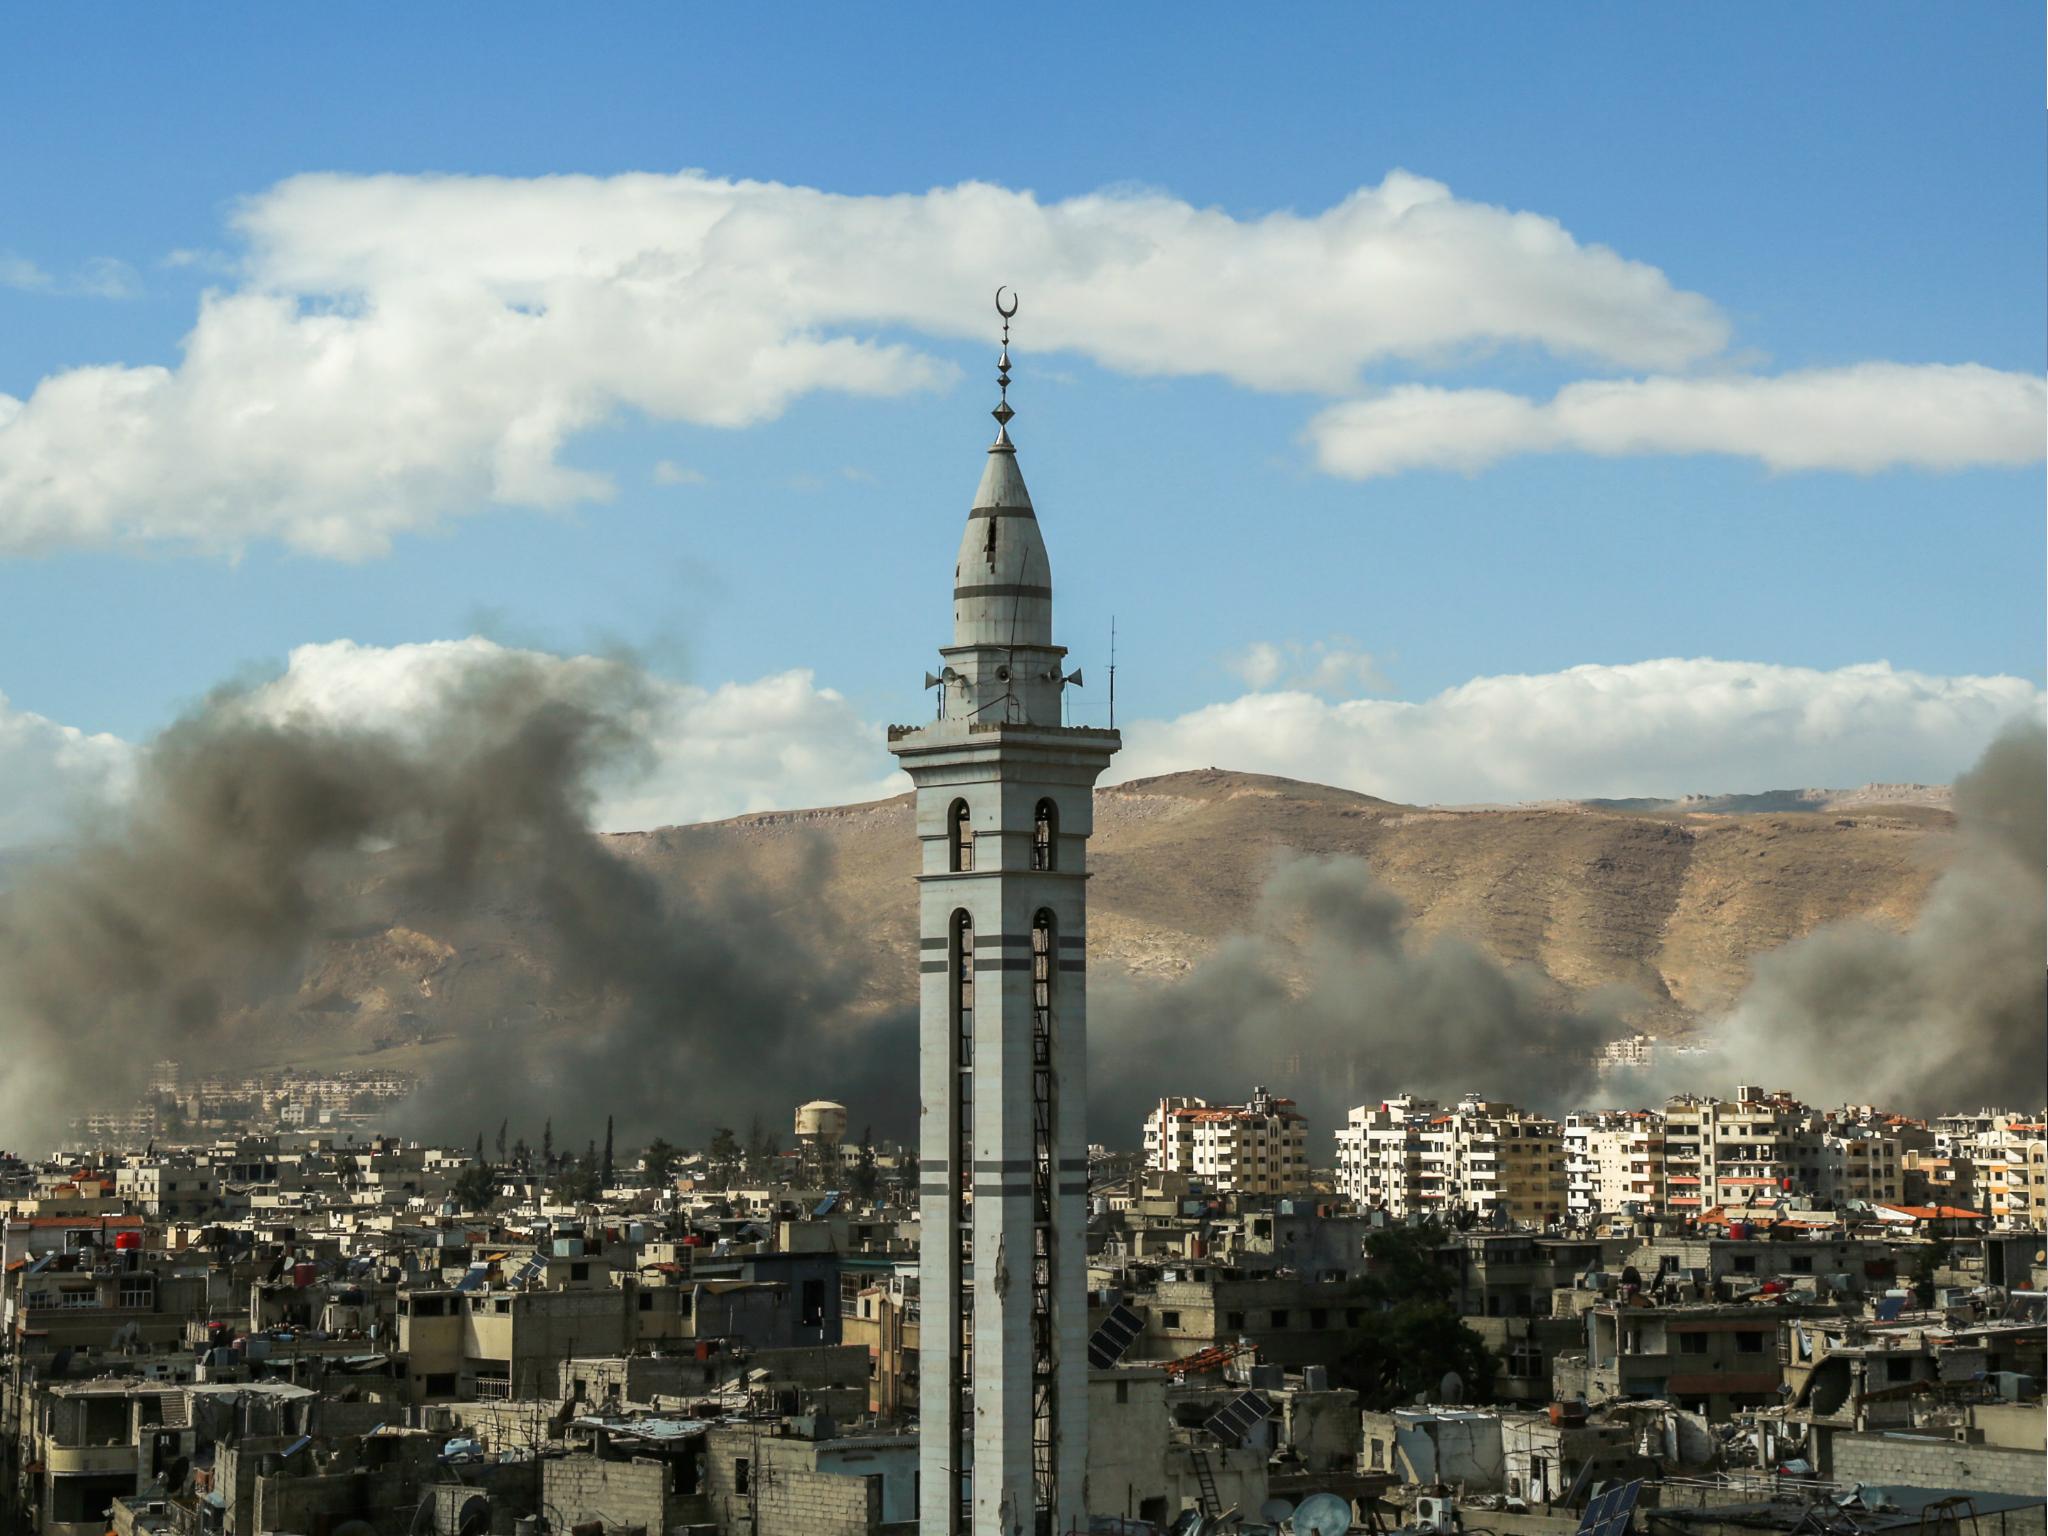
[1227,637,1389,696]
[1308,363,2047,479]
[7,650,2040,851]
[0,693,136,850]
[0,169,1726,557]
[1114,658,2045,805]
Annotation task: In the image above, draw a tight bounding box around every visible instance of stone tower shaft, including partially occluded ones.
[890,312,1117,1536]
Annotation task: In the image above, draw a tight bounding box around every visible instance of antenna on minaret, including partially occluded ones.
[992,286,1019,449]
[1109,615,1117,729]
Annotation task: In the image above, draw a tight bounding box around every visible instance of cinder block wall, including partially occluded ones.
[1829,1432,2046,1501]
[540,1454,671,1534]
[701,1440,881,1536]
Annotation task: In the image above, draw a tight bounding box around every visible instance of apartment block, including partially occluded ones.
[1143,1087,1309,1196]
[1564,1110,1666,1221]
[1662,1087,1824,1213]
[1335,1096,1566,1228]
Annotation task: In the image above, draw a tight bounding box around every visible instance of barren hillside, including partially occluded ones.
[262,768,1954,1074]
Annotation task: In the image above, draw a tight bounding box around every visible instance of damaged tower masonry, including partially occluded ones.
[889,292,1119,1536]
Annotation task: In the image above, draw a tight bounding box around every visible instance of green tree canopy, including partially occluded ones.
[1327,1225,1497,1411]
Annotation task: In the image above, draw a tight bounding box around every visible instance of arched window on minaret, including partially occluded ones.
[950,905,976,1521]
[1028,905,1058,1511]
[948,798,974,873]
[1032,798,1057,872]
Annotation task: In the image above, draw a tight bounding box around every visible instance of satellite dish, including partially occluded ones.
[1260,1499,1296,1525]
[1294,1491,1352,1536]
[1440,1369,1466,1404]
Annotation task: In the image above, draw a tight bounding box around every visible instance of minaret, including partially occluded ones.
[890,291,1118,1536]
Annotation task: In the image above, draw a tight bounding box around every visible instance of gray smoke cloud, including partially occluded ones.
[1089,722,2046,1141]
[1675,720,2046,1112]
[1089,851,1630,1139]
[0,650,913,1151]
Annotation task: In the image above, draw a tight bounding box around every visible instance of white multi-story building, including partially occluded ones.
[1145,1086,1310,1196]
[1336,1094,1566,1227]
[1563,1110,1666,1221]
[1951,1112,2048,1229]
[1335,1096,1437,1215]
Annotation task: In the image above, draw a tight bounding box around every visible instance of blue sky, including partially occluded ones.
[0,6,2041,833]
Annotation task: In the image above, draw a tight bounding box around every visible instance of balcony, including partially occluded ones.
[45,1443,139,1476]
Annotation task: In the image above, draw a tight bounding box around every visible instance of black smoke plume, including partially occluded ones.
[1089,851,1630,1139]
[0,651,913,1149]
[1676,721,2046,1111]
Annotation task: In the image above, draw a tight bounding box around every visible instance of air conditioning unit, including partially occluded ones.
[1415,1495,1457,1532]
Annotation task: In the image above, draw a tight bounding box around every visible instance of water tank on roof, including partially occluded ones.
[794,1101,848,1145]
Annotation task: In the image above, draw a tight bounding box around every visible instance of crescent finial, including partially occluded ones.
[995,285,1019,320]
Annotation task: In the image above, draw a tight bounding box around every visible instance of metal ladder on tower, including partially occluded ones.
[1190,1447,1222,1518]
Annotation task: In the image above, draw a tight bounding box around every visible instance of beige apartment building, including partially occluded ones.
[1974,1115,2047,1228]
[1663,1087,1824,1213]
[1817,1125,1904,1206]
[1564,1110,1666,1221]
[1333,1095,1434,1215]
[1336,1096,1566,1228]
[1144,1087,1310,1196]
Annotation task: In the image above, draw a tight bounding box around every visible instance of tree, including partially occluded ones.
[474,1132,484,1164]
[543,1119,554,1169]
[1327,1225,1498,1411]
[452,1162,498,1213]
[1912,1234,1955,1304]
[496,1119,508,1161]
[603,1116,615,1188]
[849,1126,879,1203]
[708,1127,741,1189]
[643,1138,677,1191]
[548,1154,586,1207]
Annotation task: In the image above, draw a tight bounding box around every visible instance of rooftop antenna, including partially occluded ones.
[1109,615,1117,729]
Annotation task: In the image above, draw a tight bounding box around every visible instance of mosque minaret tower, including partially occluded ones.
[889,291,1118,1536]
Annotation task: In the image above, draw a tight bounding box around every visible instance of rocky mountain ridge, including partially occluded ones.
[257,767,1952,1076]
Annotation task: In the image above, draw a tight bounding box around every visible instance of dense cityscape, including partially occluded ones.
[3,1074,2043,1536]
[4,11,2043,1536]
